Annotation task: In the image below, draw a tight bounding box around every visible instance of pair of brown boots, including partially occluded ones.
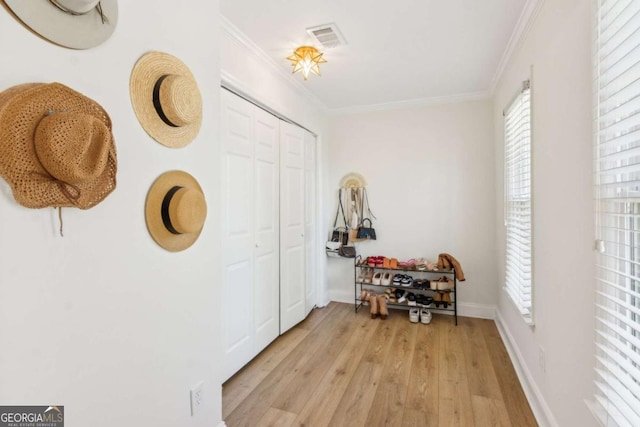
[434,291,452,308]
[360,291,389,319]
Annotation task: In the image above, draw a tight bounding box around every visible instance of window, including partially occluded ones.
[594,0,640,425]
[504,80,533,322]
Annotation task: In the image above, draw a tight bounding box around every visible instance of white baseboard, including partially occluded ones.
[218,421,227,427]
[329,289,354,304]
[329,290,496,320]
[457,302,496,319]
[495,310,559,427]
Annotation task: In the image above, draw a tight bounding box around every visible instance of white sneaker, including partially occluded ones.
[381,272,391,286]
[409,308,419,323]
[420,308,432,324]
[372,272,382,285]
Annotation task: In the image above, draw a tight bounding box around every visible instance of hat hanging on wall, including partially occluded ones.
[3,0,118,49]
[0,82,117,209]
[145,170,207,252]
[339,172,367,189]
[130,51,202,148]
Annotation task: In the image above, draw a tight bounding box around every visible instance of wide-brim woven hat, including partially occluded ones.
[0,82,117,209]
[145,170,207,252]
[130,51,202,148]
[4,0,118,49]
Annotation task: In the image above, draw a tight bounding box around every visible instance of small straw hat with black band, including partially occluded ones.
[130,51,202,148]
[3,0,118,49]
[145,170,207,252]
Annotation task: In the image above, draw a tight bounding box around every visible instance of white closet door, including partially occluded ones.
[221,90,254,380]
[304,131,317,316]
[253,108,280,352]
[221,90,280,381]
[280,121,306,334]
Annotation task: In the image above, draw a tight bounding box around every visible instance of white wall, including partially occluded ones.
[493,0,596,425]
[326,100,497,318]
[0,2,222,426]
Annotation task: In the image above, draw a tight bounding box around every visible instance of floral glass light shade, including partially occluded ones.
[286,46,327,80]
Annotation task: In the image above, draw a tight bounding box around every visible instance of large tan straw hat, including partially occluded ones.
[0,82,117,209]
[145,170,207,252]
[4,0,118,49]
[130,52,203,148]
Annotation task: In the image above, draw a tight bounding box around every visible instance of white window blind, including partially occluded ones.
[504,81,532,322]
[594,0,640,425]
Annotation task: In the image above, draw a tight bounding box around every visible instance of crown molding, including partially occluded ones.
[222,1,541,117]
[488,0,545,95]
[328,90,491,115]
[220,15,328,112]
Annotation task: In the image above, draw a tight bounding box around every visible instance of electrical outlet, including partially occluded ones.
[190,382,204,416]
[538,346,546,373]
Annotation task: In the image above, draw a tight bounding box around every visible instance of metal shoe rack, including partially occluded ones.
[354,255,458,325]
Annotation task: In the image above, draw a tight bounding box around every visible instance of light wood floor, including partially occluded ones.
[222,302,537,427]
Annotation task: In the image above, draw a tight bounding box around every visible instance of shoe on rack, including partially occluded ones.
[393,274,403,287]
[436,276,454,290]
[389,258,399,269]
[368,292,379,318]
[409,308,420,323]
[377,294,388,320]
[359,290,369,306]
[395,289,407,303]
[434,291,442,308]
[364,268,374,284]
[401,275,413,288]
[407,293,416,306]
[381,272,392,286]
[420,308,432,324]
[372,272,382,285]
[382,257,390,269]
[442,291,451,308]
[422,296,434,308]
[399,258,416,269]
[356,268,367,283]
[367,256,376,267]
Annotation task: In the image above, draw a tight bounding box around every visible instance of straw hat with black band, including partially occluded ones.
[130,51,203,148]
[3,0,118,49]
[145,170,207,252]
[0,82,117,210]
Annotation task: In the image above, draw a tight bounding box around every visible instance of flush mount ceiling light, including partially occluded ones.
[286,46,327,80]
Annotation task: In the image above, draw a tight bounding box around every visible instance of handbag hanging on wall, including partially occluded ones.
[356,218,376,240]
[356,188,377,240]
[327,189,349,256]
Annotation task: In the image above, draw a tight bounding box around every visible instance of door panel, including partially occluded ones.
[304,132,317,315]
[280,122,306,334]
[221,90,255,381]
[252,108,279,353]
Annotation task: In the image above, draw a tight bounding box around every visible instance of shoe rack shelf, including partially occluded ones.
[354,255,458,325]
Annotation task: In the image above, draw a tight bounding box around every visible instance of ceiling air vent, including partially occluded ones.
[306,23,347,49]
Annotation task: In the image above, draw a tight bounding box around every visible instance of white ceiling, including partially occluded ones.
[221,0,529,111]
